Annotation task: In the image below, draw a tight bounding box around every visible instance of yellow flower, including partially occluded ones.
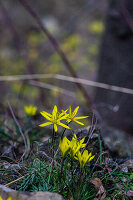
[39,105,70,132]
[67,105,88,125]
[75,150,95,168]
[24,105,37,116]
[0,196,12,200]
[69,134,86,158]
[59,136,70,157]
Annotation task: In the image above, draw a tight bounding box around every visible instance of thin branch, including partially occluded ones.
[29,80,75,97]
[0,74,53,81]
[0,2,32,68]
[8,102,27,159]
[18,0,92,107]
[0,74,133,95]
[55,74,133,95]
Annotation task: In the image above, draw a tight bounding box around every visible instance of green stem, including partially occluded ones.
[61,122,70,139]
[76,167,83,199]
[52,126,55,158]
[60,157,65,180]
[71,158,74,193]
[48,147,60,185]
[60,158,65,176]
[98,131,102,165]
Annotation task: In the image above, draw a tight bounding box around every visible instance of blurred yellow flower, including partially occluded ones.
[24,105,37,116]
[75,150,95,168]
[89,20,104,34]
[39,105,70,132]
[67,105,88,125]
[0,196,12,200]
[59,136,70,157]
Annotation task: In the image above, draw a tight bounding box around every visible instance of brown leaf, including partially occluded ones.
[90,177,106,200]
[126,190,133,197]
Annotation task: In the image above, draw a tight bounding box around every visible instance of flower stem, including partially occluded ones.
[51,126,55,159]
[60,157,65,180]
[61,122,70,139]
[76,168,83,199]
[71,158,74,193]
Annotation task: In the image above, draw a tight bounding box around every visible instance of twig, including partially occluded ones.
[0,2,32,68]
[83,113,97,152]
[4,176,25,187]
[18,0,93,107]
[8,102,27,159]
[0,74,133,95]
[29,80,75,97]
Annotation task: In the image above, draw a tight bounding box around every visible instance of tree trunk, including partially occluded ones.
[95,0,133,133]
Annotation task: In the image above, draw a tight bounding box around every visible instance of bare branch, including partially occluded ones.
[8,102,27,159]
[0,74,133,95]
[29,80,75,97]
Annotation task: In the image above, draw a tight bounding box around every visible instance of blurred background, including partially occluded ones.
[0,0,133,156]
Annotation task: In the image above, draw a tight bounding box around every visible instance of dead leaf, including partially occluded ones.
[126,190,133,197]
[90,177,106,200]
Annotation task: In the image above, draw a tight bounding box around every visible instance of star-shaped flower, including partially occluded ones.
[67,105,88,125]
[39,105,70,132]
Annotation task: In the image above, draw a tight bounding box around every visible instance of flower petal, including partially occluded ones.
[74,120,84,125]
[40,112,52,121]
[7,197,12,200]
[72,106,79,117]
[39,122,52,127]
[52,105,57,120]
[54,124,58,132]
[75,116,88,120]
[59,109,68,118]
[58,115,68,121]
[89,155,95,162]
[41,111,52,117]
[58,122,70,129]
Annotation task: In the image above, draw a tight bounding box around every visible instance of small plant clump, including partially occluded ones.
[0,105,132,200]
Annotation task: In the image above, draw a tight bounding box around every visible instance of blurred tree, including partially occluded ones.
[95,0,133,133]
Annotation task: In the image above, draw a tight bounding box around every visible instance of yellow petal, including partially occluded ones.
[41,111,52,117]
[75,116,88,120]
[39,122,52,127]
[54,124,58,132]
[52,105,57,120]
[59,109,68,118]
[0,196,3,200]
[58,115,68,121]
[74,120,84,126]
[7,197,12,200]
[40,112,51,121]
[80,138,85,144]
[58,122,70,129]
[88,152,92,159]
[89,155,95,162]
[72,106,79,117]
